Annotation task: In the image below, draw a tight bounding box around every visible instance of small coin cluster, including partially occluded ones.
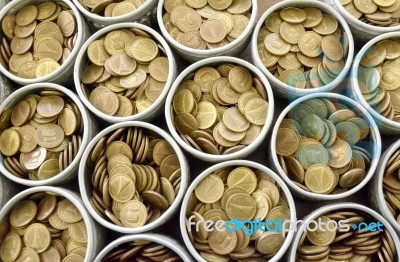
[0,192,87,262]
[296,210,397,262]
[81,28,169,117]
[162,0,251,50]
[79,0,147,17]
[382,148,400,225]
[101,240,181,261]
[340,0,400,27]
[0,2,77,78]
[0,90,83,180]
[276,98,372,194]
[358,38,400,122]
[258,7,349,89]
[89,126,181,228]
[186,166,290,261]
[171,63,269,155]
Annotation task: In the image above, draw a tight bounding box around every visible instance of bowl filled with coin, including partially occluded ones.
[370,138,400,235]
[157,0,258,62]
[95,233,192,261]
[0,0,90,85]
[0,186,104,262]
[74,22,177,123]
[165,56,274,162]
[180,160,296,262]
[72,0,157,29]
[288,202,400,262]
[0,83,95,187]
[350,32,400,135]
[79,121,189,234]
[329,0,400,44]
[252,0,354,99]
[269,93,382,201]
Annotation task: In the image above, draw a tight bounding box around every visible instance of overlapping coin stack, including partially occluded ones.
[0,2,78,78]
[161,0,252,50]
[185,166,290,261]
[357,38,400,122]
[296,210,396,261]
[88,126,181,228]
[275,98,371,194]
[170,63,269,155]
[257,6,349,89]
[0,193,87,262]
[0,91,83,180]
[382,148,400,224]
[78,0,147,17]
[80,27,169,117]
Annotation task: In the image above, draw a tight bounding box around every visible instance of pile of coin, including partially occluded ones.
[79,0,147,17]
[162,0,251,50]
[0,2,77,78]
[340,0,400,27]
[0,192,88,262]
[171,63,269,155]
[382,148,400,225]
[0,90,83,180]
[257,7,349,89]
[296,210,397,262]
[88,126,181,228]
[101,240,181,261]
[358,38,400,122]
[186,166,291,261]
[275,98,372,194]
[80,28,169,117]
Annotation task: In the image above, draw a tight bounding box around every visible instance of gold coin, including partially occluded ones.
[11,100,31,127]
[10,200,37,228]
[222,107,250,132]
[227,167,257,194]
[129,37,158,63]
[108,53,137,76]
[304,164,337,194]
[88,40,109,66]
[195,174,224,203]
[108,174,135,202]
[0,231,22,262]
[228,66,252,93]
[173,89,195,114]
[322,35,343,62]
[35,123,65,149]
[306,216,336,246]
[37,96,65,118]
[225,193,256,220]
[244,98,268,125]
[280,22,305,45]
[302,8,323,28]
[264,33,291,56]
[280,7,307,23]
[208,223,237,255]
[276,128,299,156]
[313,14,338,35]
[195,101,218,130]
[23,223,51,253]
[199,19,227,44]
[265,12,283,33]
[0,128,21,156]
[256,232,286,255]
[37,159,60,180]
[148,56,169,82]
[119,200,147,227]
[298,31,322,58]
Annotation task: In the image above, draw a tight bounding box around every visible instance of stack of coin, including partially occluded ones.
[162,0,252,50]
[79,0,147,18]
[88,126,181,228]
[0,90,83,180]
[357,38,400,122]
[0,192,88,262]
[0,2,78,78]
[275,98,372,194]
[101,240,181,261]
[80,27,169,117]
[171,63,269,155]
[186,166,291,261]
[257,7,349,89]
[340,0,400,27]
[382,148,400,225]
[296,210,397,261]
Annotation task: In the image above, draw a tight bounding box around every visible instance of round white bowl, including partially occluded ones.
[74,22,177,124]
[0,83,96,187]
[0,175,21,208]
[165,56,275,162]
[269,92,382,201]
[79,121,189,234]
[251,0,355,99]
[0,0,90,86]
[180,160,296,262]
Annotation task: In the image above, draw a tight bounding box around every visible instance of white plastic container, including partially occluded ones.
[180,160,297,262]
[269,93,382,201]
[0,186,105,262]
[157,0,258,62]
[288,202,400,261]
[74,22,177,123]
[79,121,189,234]
[94,234,193,262]
[0,83,97,187]
[72,0,157,29]
[251,0,355,99]
[165,56,275,162]
[370,139,400,234]
[0,0,90,86]
[350,32,400,135]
